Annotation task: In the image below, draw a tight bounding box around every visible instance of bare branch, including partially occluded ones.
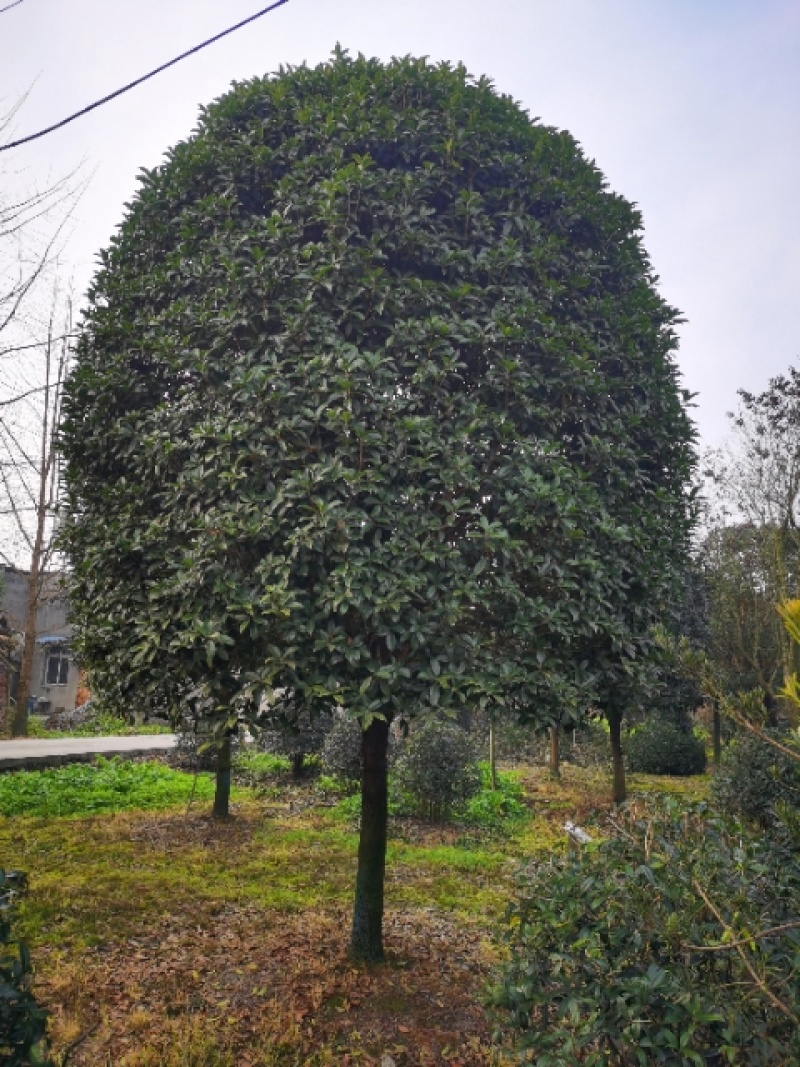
[684,921,800,954]
[692,878,800,1025]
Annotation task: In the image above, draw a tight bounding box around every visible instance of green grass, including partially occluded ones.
[232,749,292,778]
[27,712,172,738]
[328,763,528,837]
[462,765,528,830]
[0,758,711,953]
[0,757,215,817]
[0,753,711,1067]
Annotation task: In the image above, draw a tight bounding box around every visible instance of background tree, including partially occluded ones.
[701,366,800,722]
[60,53,694,962]
[1,300,72,737]
[1,98,83,737]
[699,523,791,723]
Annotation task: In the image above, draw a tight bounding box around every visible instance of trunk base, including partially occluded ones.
[212,736,232,819]
[349,716,390,964]
[549,725,561,779]
[608,708,626,805]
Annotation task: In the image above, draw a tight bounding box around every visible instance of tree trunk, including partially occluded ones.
[212,735,232,819]
[9,318,64,739]
[549,724,560,779]
[607,707,626,804]
[712,703,722,767]
[350,715,391,963]
[291,752,305,779]
[488,713,497,790]
[11,567,43,739]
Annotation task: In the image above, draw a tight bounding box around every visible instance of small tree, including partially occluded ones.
[2,301,72,738]
[393,718,480,820]
[699,523,791,722]
[1,98,83,738]
[61,53,694,961]
[259,693,333,778]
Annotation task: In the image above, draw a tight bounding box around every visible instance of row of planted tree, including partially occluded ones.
[4,51,800,1063]
[8,51,800,962]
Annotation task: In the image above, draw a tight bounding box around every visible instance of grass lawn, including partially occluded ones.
[0,759,710,1066]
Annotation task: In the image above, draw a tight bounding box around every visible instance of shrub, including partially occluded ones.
[320,714,364,785]
[461,765,527,832]
[0,869,51,1066]
[712,730,800,829]
[492,798,800,1065]
[258,698,333,778]
[393,718,480,821]
[626,718,707,776]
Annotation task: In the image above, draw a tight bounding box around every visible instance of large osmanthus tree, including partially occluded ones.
[59,53,694,961]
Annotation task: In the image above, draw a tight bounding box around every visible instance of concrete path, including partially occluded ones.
[0,734,176,771]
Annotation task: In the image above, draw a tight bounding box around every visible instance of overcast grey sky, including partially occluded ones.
[3,0,799,447]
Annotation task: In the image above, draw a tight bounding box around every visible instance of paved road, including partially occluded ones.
[0,734,176,771]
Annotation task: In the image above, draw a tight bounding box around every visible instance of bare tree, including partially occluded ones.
[0,98,83,735]
[1,298,72,735]
[1,96,79,341]
[701,368,800,714]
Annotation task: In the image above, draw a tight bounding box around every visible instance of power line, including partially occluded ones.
[0,0,24,14]
[0,382,55,407]
[0,0,291,153]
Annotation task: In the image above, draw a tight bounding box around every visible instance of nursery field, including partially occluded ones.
[0,759,707,1067]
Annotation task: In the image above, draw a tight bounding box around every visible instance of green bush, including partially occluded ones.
[626,718,707,776]
[258,699,333,778]
[460,765,527,832]
[320,714,364,785]
[393,718,480,821]
[492,797,800,1065]
[712,730,800,829]
[0,758,214,818]
[0,869,51,1066]
[332,762,526,834]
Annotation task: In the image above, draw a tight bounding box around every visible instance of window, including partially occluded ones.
[44,646,69,686]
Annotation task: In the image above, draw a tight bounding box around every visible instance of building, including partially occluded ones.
[0,565,79,716]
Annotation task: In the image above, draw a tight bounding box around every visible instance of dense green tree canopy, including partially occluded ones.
[60,52,695,958]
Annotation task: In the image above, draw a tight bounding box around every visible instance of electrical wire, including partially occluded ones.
[0,0,291,152]
[0,382,54,407]
[0,0,24,14]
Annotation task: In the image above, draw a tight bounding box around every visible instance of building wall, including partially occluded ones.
[0,566,79,714]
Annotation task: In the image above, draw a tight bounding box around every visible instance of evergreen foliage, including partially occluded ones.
[258,695,333,778]
[626,718,707,776]
[60,52,695,959]
[494,799,800,1065]
[0,869,50,1066]
[712,730,800,829]
[393,718,481,820]
[320,712,364,785]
